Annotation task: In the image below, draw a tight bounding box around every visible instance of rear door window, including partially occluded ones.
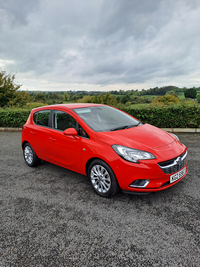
[33,110,51,127]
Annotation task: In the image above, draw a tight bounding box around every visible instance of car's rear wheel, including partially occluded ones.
[23,143,40,167]
[88,159,120,198]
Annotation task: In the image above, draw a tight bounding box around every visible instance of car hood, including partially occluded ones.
[96,123,175,150]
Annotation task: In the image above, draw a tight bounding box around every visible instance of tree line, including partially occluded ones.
[0,69,200,108]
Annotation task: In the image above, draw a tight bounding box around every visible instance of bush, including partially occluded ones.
[130,96,152,104]
[26,102,46,109]
[184,88,197,99]
[0,109,31,127]
[0,103,200,128]
[151,95,180,106]
[123,104,200,128]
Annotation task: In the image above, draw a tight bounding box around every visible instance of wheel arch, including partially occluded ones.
[85,157,112,176]
[86,157,121,197]
[22,140,29,149]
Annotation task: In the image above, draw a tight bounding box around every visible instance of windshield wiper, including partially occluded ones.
[110,123,141,131]
[127,122,143,128]
[110,125,128,131]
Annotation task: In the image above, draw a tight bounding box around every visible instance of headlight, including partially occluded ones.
[112,145,156,163]
[169,133,180,141]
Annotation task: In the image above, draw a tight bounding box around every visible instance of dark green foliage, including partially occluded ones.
[0,109,31,127]
[1,104,200,128]
[131,96,152,104]
[121,95,130,104]
[184,88,197,99]
[197,95,200,104]
[34,92,46,103]
[139,86,179,96]
[123,105,200,128]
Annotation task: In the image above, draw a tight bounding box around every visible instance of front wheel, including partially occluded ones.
[23,143,40,167]
[88,159,120,198]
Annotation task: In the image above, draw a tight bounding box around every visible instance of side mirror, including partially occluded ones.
[63,128,78,138]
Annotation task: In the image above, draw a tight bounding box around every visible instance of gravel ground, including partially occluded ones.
[0,132,200,267]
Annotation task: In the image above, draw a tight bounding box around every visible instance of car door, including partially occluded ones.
[48,110,82,172]
[30,109,53,161]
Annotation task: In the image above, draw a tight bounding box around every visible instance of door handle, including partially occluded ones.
[30,131,35,135]
[49,137,56,142]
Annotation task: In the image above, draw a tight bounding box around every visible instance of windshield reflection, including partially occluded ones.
[73,106,141,132]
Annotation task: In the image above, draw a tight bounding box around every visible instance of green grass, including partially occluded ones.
[176,92,185,99]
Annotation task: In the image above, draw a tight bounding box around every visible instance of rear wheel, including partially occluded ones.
[88,159,120,198]
[23,143,40,167]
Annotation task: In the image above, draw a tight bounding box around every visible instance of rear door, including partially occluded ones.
[30,109,53,160]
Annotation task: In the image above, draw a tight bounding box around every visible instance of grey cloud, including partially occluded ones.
[0,0,200,88]
[1,0,39,26]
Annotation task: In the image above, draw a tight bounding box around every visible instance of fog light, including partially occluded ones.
[129,179,150,188]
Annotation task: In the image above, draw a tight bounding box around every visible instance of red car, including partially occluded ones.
[21,103,188,197]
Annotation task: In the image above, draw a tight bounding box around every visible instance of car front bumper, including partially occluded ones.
[110,148,188,193]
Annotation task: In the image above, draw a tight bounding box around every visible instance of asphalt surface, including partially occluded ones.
[0,132,200,267]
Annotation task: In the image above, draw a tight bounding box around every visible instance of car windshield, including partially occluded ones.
[73,106,141,132]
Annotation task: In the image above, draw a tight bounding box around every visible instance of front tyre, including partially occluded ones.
[88,159,120,198]
[23,143,40,167]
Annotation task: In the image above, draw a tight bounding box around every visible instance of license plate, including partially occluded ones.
[170,167,186,183]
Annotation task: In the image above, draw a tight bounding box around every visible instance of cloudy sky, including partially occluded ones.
[0,0,200,91]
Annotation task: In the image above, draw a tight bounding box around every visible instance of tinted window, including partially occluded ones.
[54,111,76,131]
[33,110,50,127]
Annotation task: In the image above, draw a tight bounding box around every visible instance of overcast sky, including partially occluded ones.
[0,0,200,91]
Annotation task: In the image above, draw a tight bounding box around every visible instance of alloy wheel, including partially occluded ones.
[90,164,111,193]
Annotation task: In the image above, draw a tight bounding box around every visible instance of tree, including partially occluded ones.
[34,93,46,103]
[101,93,117,106]
[165,90,178,97]
[9,91,31,107]
[64,92,70,101]
[0,69,21,107]
[52,93,59,99]
[121,95,130,104]
[184,88,197,99]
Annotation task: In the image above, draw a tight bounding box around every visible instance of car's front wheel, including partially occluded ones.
[23,143,40,167]
[88,159,120,198]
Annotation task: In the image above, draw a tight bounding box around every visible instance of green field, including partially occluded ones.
[176,92,185,99]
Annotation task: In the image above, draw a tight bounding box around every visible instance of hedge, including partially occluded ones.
[0,104,200,128]
[123,104,200,128]
[0,109,31,127]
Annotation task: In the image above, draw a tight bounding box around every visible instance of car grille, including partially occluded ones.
[158,151,188,175]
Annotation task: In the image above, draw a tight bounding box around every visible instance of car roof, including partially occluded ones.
[31,103,105,112]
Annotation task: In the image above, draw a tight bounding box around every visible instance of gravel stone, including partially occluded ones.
[0,132,200,266]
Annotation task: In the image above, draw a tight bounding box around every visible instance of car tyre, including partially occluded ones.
[23,143,40,167]
[88,159,120,198]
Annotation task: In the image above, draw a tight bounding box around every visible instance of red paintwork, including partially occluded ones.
[22,104,188,193]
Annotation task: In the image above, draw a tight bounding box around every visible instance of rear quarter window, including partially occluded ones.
[33,110,51,127]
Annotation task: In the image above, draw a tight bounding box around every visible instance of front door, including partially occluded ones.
[48,110,81,172]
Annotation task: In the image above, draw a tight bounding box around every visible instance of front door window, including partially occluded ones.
[53,110,77,131]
